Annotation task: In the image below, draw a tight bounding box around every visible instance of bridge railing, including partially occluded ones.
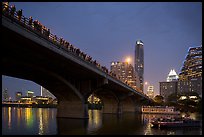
[2,3,148,98]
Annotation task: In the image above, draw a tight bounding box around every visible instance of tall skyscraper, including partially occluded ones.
[135,40,144,92]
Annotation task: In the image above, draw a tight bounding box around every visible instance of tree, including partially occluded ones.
[153,95,164,105]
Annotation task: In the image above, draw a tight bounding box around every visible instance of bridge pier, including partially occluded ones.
[134,100,142,113]
[100,101,123,114]
[120,99,136,113]
[57,100,89,119]
[99,94,121,114]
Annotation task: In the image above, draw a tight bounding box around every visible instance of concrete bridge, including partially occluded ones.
[2,10,153,119]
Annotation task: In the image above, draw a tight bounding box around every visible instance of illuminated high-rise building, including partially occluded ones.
[135,40,144,92]
[41,86,56,99]
[147,85,154,99]
[178,45,202,97]
[179,46,202,81]
[110,61,140,91]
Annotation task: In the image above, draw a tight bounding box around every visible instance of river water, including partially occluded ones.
[2,107,202,135]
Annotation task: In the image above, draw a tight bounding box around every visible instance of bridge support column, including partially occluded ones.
[57,100,88,119]
[134,101,142,113]
[120,98,137,113]
[117,102,123,114]
[102,97,119,114]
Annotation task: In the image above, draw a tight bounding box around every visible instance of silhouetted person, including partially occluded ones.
[47,29,50,38]
[17,9,22,21]
[33,20,38,30]
[10,5,16,17]
[28,16,33,26]
[53,35,57,43]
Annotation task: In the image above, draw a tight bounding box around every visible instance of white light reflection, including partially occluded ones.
[38,108,44,135]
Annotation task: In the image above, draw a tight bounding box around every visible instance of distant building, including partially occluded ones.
[34,96,49,104]
[41,86,56,99]
[160,81,178,102]
[3,88,9,101]
[166,69,179,82]
[160,69,179,101]
[135,40,144,92]
[20,96,32,103]
[110,61,140,91]
[27,90,34,98]
[147,86,154,99]
[178,80,202,96]
[15,92,22,101]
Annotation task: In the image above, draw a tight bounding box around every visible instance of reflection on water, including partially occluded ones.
[25,108,33,127]
[2,107,202,135]
[87,110,102,134]
[8,107,11,129]
[2,107,57,135]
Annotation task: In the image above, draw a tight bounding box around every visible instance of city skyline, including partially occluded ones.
[2,2,202,100]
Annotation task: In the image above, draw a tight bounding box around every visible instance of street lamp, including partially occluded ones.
[125,56,131,64]
[144,81,149,95]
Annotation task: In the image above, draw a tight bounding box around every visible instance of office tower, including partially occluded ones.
[135,40,144,92]
[110,61,140,91]
[160,69,179,101]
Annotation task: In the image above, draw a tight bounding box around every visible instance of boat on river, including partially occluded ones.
[150,117,201,128]
[142,106,180,115]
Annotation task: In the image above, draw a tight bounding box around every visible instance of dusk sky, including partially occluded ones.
[2,2,202,100]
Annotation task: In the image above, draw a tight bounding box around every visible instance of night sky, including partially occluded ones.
[2,2,202,100]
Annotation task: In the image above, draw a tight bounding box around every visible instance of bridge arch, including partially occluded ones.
[93,88,120,114]
[2,60,89,118]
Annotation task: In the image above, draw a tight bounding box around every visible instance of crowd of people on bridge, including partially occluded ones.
[2,2,144,93]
